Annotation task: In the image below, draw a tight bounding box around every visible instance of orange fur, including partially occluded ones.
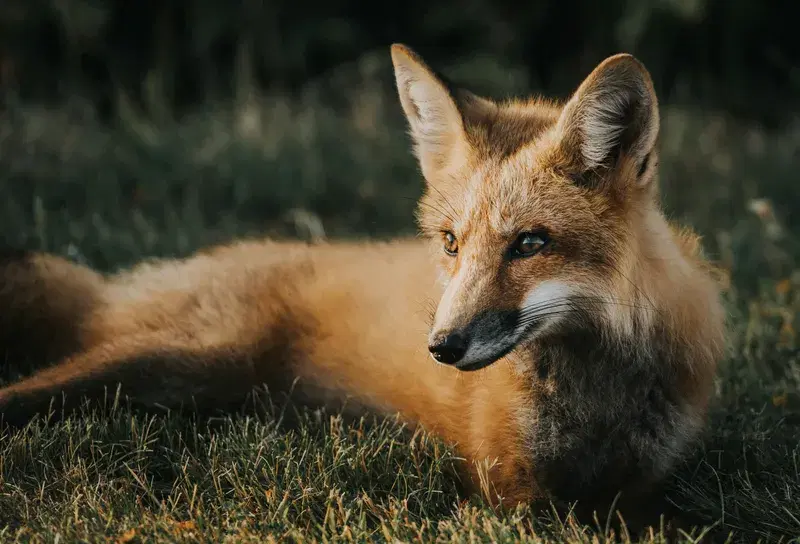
[0,45,726,521]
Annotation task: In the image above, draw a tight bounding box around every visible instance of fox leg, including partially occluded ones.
[0,249,104,372]
[0,331,279,428]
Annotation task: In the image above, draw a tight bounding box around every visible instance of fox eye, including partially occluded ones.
[443,231,459,256]
[510,232,549,259]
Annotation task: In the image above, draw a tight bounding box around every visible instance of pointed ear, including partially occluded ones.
[390,44,468,180]
[555,53,660,190]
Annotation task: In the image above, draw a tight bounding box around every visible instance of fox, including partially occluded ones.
[0,44,726,522]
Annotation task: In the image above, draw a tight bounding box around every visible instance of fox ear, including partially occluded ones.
[391,44,468,180]
[555,54,659,190]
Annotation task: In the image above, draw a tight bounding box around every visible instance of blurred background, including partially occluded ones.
[0,0,798,296]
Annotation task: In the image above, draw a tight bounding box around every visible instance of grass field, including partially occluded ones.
[0,53,799,542]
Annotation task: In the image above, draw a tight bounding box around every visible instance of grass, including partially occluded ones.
[0,51,799,542]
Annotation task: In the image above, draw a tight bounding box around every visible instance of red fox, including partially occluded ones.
[0,45,725,519]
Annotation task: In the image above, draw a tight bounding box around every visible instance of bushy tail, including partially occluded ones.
[0,248,104,373]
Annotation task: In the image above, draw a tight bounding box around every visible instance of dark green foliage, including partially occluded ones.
[1,0,798,126]
[0,2,799,541]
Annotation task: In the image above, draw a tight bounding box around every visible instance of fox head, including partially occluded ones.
[390,44,676,371]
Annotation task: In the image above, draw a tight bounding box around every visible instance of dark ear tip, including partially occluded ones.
[593,53,655,91]
[597,53,647,72]
[390,43,409,56]
[390,43,424,68]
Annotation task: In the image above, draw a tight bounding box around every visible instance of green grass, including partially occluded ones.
[0,52,799,542]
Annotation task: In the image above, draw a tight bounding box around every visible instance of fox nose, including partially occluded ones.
[428,332,468,364]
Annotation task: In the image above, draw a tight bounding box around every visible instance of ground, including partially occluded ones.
[0,54,798,543]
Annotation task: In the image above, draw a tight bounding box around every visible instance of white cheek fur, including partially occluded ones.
[515,280,576,337]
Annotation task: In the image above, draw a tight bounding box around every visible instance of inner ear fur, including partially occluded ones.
[390,44,468,180]
[555,53,660,190]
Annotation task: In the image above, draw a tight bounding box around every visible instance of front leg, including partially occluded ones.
[463,453,539,510]
[0,331,272,428]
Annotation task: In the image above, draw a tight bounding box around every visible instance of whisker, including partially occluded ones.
[426,184,461,222]
[603,261,659,313]
[518,296,659,319]
[517,300,577,318]
[515,310,598,331]
[519,297,651,315]
[582,204,659,313]
[515,309,584,329]
[410,198,457,225]
[516,303,585,323]
[424,202,455,222]
[514,297,659,330]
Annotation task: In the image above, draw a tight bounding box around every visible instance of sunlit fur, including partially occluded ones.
[0,45,726,521]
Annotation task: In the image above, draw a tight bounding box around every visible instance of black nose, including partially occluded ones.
[428,332,468,364]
